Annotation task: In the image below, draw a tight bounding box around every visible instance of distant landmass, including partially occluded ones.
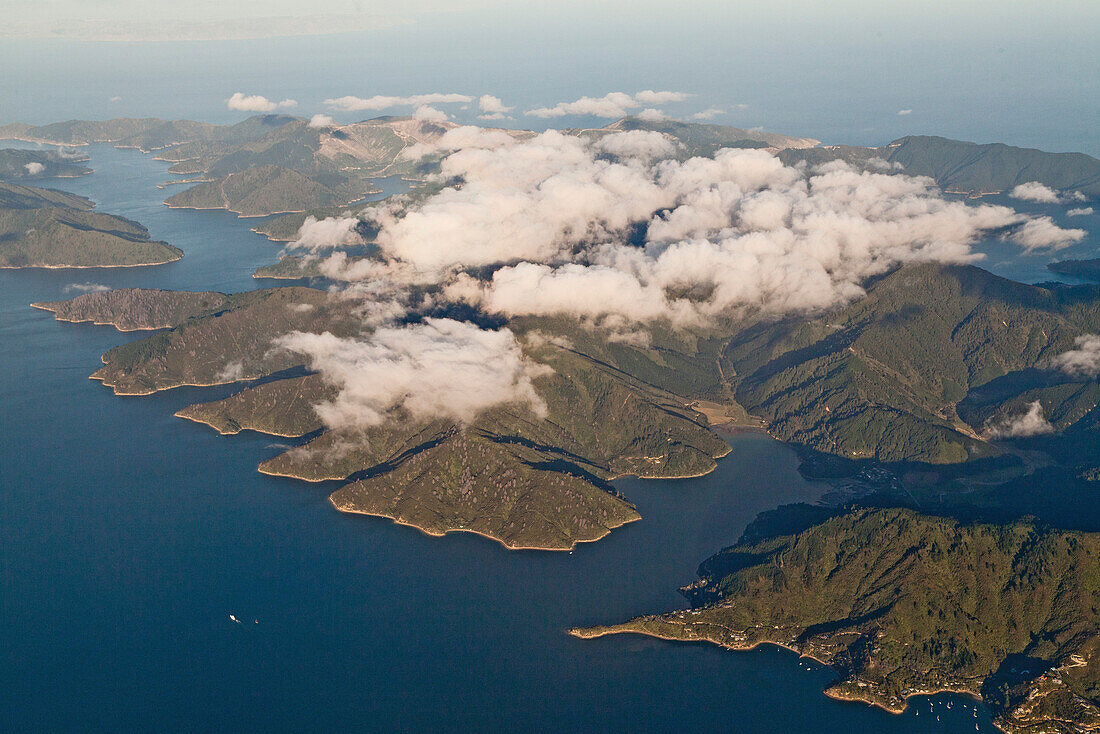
[1049,258,1100,282]
[586,116,820,155]
[6,116,1096,225]
[0,148,91,180]
[573,507,1100,734]
[0,182,180,268]
[782,135,1100,199]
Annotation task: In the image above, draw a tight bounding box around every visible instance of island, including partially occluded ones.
[0,182,181,268]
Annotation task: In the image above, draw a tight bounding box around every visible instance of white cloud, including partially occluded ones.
[594,130,676,160]
[1010,181,1061,203]
[292,215,363,252]
[984,401,1054,439]
[1008,217,1086,251]
[692,107,724,120]
[1053,334,1100,378]
[324,93,473,112]
[477,95,514,119]
[397,125,519,161]
[227,92,298,112]
[324,130,1033,329]
[23,162,45,175]
[636,108,669,122]
[897,109,913,116]
[526,91,689,119]
[1067,207,1094,217]
[275,319,546,430]
[108,95,122,103]
[412,105,449,122]
[308,113,336,128]
[634,90,692,105]
[64,282,111,293]
[262,124,1086,439]
[215,360,246,383]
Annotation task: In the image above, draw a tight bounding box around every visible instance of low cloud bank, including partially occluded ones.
[1010,181,1061,203]
[1009,217,1086,251]
[227,93,297,112]
[1054,334,1100,378]
[276,319,546,430]
[985,401,1054,439]
[324,93,472,112]
[64,282,111,293]
[526,91,690,118]
[299,131,1030,327]
[277,124,1078,428]
[292,215,363,252]
[478,95,514,120]
[1010,181,1090,206]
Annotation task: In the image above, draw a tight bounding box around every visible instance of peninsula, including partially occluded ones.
[0,182,180,268]
[572,507,1100,734]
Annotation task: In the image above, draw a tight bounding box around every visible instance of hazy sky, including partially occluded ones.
[2,1,1098,153]
[5,1,1098,41]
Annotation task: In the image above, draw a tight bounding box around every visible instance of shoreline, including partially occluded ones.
[90,369,256,397]
[256,463,345,483]
[173,409,311,439]
[29,303,173,332]
[329,495,637,552]
[2,252,182,270]
[163,201,313,218]
[571,624,990,721]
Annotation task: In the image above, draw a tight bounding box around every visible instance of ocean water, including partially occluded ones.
[0,145,1006,731]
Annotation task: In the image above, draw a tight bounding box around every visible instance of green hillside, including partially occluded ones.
[0,182,181,268]
[783,136,1100,198]
[573,507,1100,733]
[0,148,91,180]
[722,264,1100,464]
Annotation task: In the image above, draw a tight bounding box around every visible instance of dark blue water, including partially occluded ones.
[0,145,1001,732]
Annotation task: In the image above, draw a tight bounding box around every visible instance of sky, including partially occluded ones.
[1,1,1098,153]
